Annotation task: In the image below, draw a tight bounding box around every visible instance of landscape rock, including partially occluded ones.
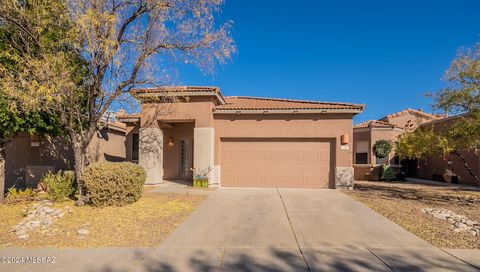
[12,200,66,239]
[77,228,90,236]
[17,234,29,240]
[422,207,479,237]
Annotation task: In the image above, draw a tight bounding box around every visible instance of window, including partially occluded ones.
[355,141,369,164]
[180,139,192,177]
[132,133,139,161]
[356,153,368,164]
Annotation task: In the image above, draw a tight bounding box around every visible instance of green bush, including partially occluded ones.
[82,162,146,206]
[6,187,36,201]
[381,165,396,182]
[42,170,75,201]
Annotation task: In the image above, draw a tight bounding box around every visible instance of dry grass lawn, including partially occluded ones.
[344,181,480,249]
[0,192,205,248]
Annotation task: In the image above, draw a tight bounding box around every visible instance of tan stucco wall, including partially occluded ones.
[213,113,354,168]
[162,122,194,179]
[412,117,480,185]
[370,128,402,164]
[5,128,126,189]
[5,134,74,189]
[353,128,402,165]
[87,129,126,163]
[415,150,479,185]
[141,98,215,128]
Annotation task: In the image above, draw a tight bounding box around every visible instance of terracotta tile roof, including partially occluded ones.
[382,108,441,120]
[215,96,364,111]
[420,113,467,127]
[131,86,219,94]
[354,120,400,129]
[116,110,141,122]
[105,121,127,133]
[131,86,226,104]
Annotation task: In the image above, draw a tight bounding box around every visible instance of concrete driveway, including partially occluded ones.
[2,188,479,272]
[132,188,478,272]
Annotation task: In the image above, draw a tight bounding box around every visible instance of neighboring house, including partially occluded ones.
[412,115,480,185]
[352,109,440,181]
[117,86,364,189]
[5,122,127,190]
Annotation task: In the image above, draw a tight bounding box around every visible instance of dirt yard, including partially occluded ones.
[0,192,205,248]
[344,180,480,249]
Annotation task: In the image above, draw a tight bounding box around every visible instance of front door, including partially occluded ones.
[179,139,193,178]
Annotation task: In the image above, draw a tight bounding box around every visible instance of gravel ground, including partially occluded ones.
[344,180,480,249]
[0,192,206,248]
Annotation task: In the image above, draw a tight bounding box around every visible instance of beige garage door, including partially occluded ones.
[221,138,333,188]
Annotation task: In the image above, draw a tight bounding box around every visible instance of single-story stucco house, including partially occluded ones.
[352,108,440,180]
[352,108,480,186]
[411,114,480,185]
[116,86,365,189]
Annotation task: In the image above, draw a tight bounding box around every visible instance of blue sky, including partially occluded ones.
[176,0,480,123]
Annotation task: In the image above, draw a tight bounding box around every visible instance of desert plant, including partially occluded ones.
[5,187,35,202]
[42,171,75,201]
[82,162,146,206]
[381,165,396,182]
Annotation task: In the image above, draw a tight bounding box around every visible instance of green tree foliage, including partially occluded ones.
[396,43,480,184]
[0,4,65,200]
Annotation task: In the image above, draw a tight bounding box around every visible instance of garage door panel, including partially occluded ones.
[221,138,333,188]
[263,151,275,161]
[278,151,291,161]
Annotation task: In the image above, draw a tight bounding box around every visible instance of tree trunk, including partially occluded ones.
[451,150,480,185]
[72,138,86,206]
[68,124,97,206]
[0,143,5,202]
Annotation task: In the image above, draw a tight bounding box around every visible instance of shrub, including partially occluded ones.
[5,187,36,202]
[82,162,146,206]
[381,165,396,182]
[42,170,75,201]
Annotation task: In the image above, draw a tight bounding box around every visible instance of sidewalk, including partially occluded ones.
[1,245,479,271]
[1,188,479,271]
[406,177,480,191]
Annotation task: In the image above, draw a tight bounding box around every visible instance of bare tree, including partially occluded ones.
[1,0,235,204]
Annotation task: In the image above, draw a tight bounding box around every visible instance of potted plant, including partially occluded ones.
[192,167,212,188]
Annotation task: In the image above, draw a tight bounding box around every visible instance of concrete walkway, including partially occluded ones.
[1,188,479,271]
[406,177,480,191]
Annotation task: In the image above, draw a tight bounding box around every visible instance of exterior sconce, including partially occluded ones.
[340,134,349,145]
[168,137,174,146]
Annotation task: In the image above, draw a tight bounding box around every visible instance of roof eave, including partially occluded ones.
[117,117,140,123]
[134,90,226,105]
[213,108,364,114]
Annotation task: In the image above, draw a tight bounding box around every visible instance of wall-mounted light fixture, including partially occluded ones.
[168,137,174,146]
[340,134,349,145]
